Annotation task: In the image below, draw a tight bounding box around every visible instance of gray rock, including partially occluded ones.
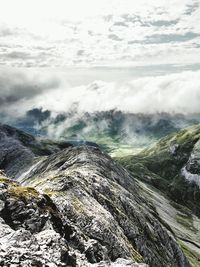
[0,200,4,212]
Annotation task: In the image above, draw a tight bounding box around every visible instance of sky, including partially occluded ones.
[0,0,200,120]
[0,0,199,67]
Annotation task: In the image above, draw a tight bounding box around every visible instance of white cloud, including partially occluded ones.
[1,68,200,116]
[0,68,60,115]
[28,69,200,115]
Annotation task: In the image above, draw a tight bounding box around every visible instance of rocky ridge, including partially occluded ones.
[0,173,150,267]
[14,146,189,266]
[0,124,192,266]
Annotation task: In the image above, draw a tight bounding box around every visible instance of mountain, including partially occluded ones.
[0,124,190,267]
[119,125,200,216]
[9,110,200,157]
[119,125,200,266]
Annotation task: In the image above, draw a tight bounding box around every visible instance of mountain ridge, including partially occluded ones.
[0,124,192,266]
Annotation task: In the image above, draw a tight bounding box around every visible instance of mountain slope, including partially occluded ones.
[119,125,200,266]
[19,146,189,267]
[119,125,200,216]
[0,124,190,266]
[138,181,200,267]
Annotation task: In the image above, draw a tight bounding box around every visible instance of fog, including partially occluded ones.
[1,68,200,119]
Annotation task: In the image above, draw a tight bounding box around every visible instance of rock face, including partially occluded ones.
[0,174,148,267]
[0,124,191,266]
[182,139,200,188]
[0,175,75,266]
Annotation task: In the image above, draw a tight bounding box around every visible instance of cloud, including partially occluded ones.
[0,27,14,37]
[0,0,199,67]
[149,20,179,27]
[145,32,200,44]
[1,67,200,115]
[3,51,31,59]
[0,68,60,115]
[108,34,123,41]
[1,67,200,142]
[2,68,199,116]
[184,1,199,15]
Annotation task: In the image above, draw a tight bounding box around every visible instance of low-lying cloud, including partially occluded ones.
[1,68,200,120]
[28,69,200,115]
[0,68,60,115]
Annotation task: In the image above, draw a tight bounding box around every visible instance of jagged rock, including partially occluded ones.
[93,258,149,267]
[183,139,200,187]
[0,175,147,266]
[0,220,75,267]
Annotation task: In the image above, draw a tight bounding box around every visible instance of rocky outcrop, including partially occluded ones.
[182,139,200,188]
[0,174,148,267]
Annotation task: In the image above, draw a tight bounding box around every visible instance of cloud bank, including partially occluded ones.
[0,69,60,115]
[0,68,200,119]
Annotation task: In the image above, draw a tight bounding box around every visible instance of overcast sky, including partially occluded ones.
[0,0,199,67]
[0,0,200,119]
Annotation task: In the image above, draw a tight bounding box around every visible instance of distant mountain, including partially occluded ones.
[0,124,72,177]
[7,109,200,156]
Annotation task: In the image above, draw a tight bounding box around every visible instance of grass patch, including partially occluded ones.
[0,175,40,201]
[8,185,39,200]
